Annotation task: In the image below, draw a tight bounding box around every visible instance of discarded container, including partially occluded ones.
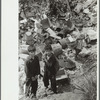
[46,28,61,39]
[46,28,56,35]
[67,41,77,49]
[56,68,65,76]
[56,68,68,81]
[20,11,26,19]
[51,43,62,56]
[58,38,69,49]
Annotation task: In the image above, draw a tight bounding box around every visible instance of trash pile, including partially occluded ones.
[18,0,97,98]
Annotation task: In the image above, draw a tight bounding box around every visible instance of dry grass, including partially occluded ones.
[73,74,97,100]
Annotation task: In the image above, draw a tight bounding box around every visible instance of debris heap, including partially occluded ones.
[18,0,97,99]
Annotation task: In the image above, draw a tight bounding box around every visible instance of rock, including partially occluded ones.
[91,17,97,25]
[20,19,27,24]
[83,8,90,14]
[65,58,76,70]
[25,31,32,36]
[19,58,25,66]
[20,11,26,19]
[87,29,97,40]
[74,3,83,13]
[79,47,91,57]
[71,31,80,39]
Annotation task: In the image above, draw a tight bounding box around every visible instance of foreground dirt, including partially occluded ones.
[19,44,97,100]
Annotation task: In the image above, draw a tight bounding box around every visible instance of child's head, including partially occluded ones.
[28,45,36,57]
[45,44,53,57]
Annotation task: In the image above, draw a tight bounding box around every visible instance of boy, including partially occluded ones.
[43,44,58,94]
[24,45,40,98]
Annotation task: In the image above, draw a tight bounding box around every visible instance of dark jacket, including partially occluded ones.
[25,55,40,78]
[44,53,57,75]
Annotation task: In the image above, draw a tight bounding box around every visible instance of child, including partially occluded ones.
[24,45,40,98]
[43,44,58,94]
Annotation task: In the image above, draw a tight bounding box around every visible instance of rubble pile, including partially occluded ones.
[19,0,97,99]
